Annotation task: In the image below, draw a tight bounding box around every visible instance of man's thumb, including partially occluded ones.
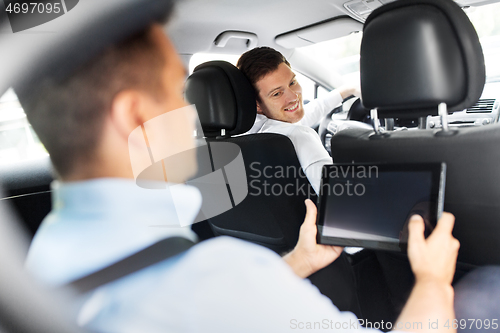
[304,199,317,227]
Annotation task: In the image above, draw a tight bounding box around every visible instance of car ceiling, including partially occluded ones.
[167,0,352,57]
[167,0,499,58]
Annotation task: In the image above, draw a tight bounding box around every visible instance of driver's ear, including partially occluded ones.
[109,90,150,141]
[256,100,264,115]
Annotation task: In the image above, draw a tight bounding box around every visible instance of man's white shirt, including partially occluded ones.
[247,90,343,194]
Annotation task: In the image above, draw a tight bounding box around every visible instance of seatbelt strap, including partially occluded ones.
[67,237,195,294]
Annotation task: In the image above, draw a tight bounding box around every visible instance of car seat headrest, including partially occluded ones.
[185,61,257,138]
[360,0,485,118]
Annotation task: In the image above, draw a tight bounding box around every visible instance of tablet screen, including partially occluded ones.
[316,163,446,252]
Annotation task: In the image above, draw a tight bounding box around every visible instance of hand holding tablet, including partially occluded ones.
[316,163,446,252]
[283,199,343,278]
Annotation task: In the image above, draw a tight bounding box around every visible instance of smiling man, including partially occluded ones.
[238,47,359,193]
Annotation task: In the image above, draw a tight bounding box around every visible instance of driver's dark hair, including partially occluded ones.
[237,46,290,100]
[19,26,165,178]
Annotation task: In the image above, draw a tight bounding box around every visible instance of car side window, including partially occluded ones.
[294,72,316,104]
[316,85,330,100]
[0,89,47,165]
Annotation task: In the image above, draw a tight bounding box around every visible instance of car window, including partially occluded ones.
[316,85,330,100]
[0,89,47,165]
[294,72,316,104]
[298,31,363,85]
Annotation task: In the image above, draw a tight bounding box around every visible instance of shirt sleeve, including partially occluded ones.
[304,159,331,195]
[286,126,332,194]
[180,237,377,333]
[246,114,268,134]
[255,120,331,194]
[299,89,343,128]
[79,231,386,333]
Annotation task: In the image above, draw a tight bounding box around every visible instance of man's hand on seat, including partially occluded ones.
[283,199,343,278]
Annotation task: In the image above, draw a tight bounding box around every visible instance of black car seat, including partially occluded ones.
[330,0,492,318]
[185,61,361,316]
[185,60,317,253]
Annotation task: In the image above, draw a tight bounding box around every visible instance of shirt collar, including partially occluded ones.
[247,114,306,134]
[247,114,268,133]
[52,179,198,217]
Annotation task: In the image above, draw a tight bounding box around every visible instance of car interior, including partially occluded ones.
[1,0,500,330]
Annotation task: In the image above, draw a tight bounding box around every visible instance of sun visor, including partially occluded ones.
[275,17,362,49]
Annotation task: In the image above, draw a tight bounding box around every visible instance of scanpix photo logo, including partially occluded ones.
[2,0,79,33]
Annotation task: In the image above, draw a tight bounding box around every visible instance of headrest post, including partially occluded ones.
[418,117,427,129]
[384,118,395,131]
[370,108,381,135]
[438,103,449,131]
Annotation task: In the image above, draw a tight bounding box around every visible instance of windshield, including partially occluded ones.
[298,2,500,84]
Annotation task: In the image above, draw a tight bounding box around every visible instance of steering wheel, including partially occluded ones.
[318,96,367,151]
[347,98,371,123]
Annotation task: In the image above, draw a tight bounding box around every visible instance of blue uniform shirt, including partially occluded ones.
[26,178,368,333]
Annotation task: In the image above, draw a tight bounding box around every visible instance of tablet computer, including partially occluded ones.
[316,163,446,252]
